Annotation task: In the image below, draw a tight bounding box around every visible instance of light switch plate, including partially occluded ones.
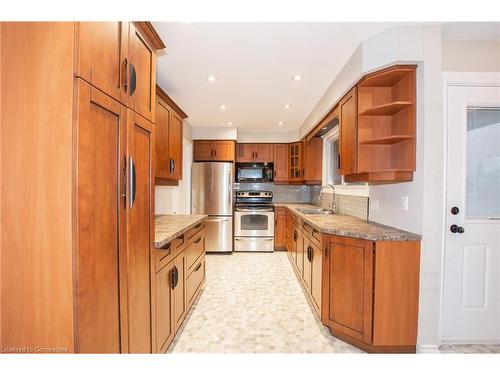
[402,196,409,211]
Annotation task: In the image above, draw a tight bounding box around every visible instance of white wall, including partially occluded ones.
[237,129,299,143]
[191,127,237,140]
[155,138,193,215]
[442,40,500,72]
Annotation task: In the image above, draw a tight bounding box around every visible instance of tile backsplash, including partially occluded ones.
[235,183,369,220]
[234,183,311,203]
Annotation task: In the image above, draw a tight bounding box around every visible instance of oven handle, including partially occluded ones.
[236,208,274,212]
[235,238,274,242]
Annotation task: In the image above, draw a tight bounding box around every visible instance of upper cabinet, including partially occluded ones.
[339,87,358,176]
[193,140,235,162]
[288,142,303,182]
[236,143,273,162]
[155,85,188,185]
[74,22,129,104]
[304,137,323,184]
[74,22,165,123]
[273,144,289,183]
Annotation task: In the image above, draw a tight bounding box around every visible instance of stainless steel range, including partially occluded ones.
[234,191,274,252]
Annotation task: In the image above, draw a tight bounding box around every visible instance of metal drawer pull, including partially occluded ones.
[194,262,203,272]
[194,237,202,244]
[235,238,273,242]
[160,243,171,251]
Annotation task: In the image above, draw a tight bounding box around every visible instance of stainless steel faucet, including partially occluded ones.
[319,184,336,213]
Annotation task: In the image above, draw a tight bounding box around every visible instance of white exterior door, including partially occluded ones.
[441,77,500,343]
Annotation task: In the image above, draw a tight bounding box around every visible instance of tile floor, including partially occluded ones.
[169,251,362,353]
[169,251,500,354]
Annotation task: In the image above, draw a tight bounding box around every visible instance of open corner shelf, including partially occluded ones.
[345,169,414,184]
[359,135,413,145]
[358,66,417,88]
[359,101,413,116]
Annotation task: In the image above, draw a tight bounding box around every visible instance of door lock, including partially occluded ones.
[450,224,465,234]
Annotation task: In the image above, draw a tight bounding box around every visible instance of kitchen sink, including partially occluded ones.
[296,208,335,215]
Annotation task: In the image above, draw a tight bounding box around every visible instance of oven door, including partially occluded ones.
[234,209,274,237]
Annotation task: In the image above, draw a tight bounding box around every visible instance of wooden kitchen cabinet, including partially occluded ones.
[154,262,175,353]
[339,86,358,176]
[310,241,322,315]
[274,207,286,250]
[74,22,129,104]
[304,137,323,184]
[173,250,187,331]
[322,235,420,353]
[273,144,289,182]
[288,142,304,182]
[155,85,188,185]
[127,22,157,122]
[1,22,165,353]
[126,110,155,353]
[193,140,235,162]
[74,80,126,353]
[236,143,273,163]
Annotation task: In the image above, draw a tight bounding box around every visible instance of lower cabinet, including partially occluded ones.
[322,234,421,353]
[153,223,206,353]
[274,207,286,250]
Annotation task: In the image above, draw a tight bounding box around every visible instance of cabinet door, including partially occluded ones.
[155,263,175,352]
[74,80,126,353]
[169,112,183,180]
[128,22,156,122]
[339,87,358,175]
[289,142,303,181]
[254,144,273,162]
[291,227,298,263]
[155,97,171,179]
[296,228,304,276]
[213,141,235,162]
[310,242,322,316]
[193,141,214,161]
[328,240,365,334]
[74,22,128,104]
[304,137,323,183]
[274,208,286,248]
[303,237,312,291]
[273,144,288,182]
[127,110,154,353]
[236,143,254,162]
[173,251,188,330]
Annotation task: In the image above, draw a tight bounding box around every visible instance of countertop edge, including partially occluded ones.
[276,203,422,242]
[154,215,208,249]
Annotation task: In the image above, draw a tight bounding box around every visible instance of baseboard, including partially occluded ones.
[417,344,440,353]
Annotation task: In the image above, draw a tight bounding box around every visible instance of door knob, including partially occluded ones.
[450,224,465,234]
[451,206,460,215]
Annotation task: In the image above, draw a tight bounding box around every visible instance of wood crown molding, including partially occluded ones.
[134,22,166,50]
[156,85,188,119]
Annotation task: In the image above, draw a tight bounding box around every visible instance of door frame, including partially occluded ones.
[438,71,500,346]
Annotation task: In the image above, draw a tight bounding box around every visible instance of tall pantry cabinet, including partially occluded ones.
[0,22,165,353]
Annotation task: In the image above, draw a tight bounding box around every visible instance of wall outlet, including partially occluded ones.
[370,199,379,213]
[401,196,409,211]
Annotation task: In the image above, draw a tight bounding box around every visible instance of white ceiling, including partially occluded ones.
[153,22,392,131]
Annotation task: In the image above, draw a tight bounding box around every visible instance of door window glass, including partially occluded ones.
[466,107,500,220]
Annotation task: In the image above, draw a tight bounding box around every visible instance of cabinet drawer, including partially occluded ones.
[186,221,205,241]
[186,257,205,307]
[186,232,205,273]
[302,221,322,248]
[155,233,187,272]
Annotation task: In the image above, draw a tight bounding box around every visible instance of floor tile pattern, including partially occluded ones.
[169,252,362,353]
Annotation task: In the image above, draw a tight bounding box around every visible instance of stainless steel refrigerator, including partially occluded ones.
[192,162,234,253]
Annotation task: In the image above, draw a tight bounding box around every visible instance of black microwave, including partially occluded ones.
[236,163,274,182]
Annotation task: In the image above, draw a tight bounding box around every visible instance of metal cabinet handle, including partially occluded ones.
[129,62,137,96]
[307,246,313,262]
[122,155,127,206]
[172,159,175,173]
[129,157,136,208]
[194,237,202,244]
[170,267,176,289]
[159,243,171,251]
[293,230,297,242]
[122,58,128,91]
[194,262,202,272]
[207,218,228,222]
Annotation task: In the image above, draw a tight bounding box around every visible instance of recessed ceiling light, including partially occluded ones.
[278,121,284,126]
[227,121,233,126]
[219,104,227,110]
[283,104,291,109]
[292,74,302,81]
[206,75,216,82]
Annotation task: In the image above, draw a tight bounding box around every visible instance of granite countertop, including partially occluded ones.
[275,203,421,241]
[154,214,207,249]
